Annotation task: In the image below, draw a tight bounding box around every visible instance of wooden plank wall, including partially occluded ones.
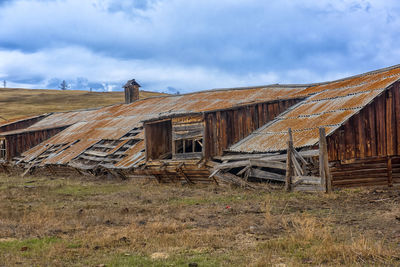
[5,127,66,160]
[145,160,212,183]
[327,83,400,161]
[330,156,400,187]
[327,82,400,187]
[144,120,172,160]
[204,99,300,158]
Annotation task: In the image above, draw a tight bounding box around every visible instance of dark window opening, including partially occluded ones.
[184,139,193,153]
[0,139,6,159]
[175,138,203,155]
[194,139,203,152]
[176,140,183,153]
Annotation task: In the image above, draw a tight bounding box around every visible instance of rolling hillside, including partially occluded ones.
[0,88,167,121]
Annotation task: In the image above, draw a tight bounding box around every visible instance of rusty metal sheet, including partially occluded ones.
[115,140,145,168]
[284,90,384,118]
[231,127,337,153]
[264,110,356,133]
[229,67,400,153]
[21,143,49,162]
[309,77,398,101]
[302,68,400,94]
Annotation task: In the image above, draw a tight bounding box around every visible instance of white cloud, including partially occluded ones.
[1,0,400,90]
[0,47,281,91]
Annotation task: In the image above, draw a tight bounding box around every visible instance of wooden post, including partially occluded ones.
[319,128,332,193]
[285,128,294,192]
[387,157,393,187]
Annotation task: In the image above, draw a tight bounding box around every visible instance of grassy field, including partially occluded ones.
[0,174,399,266]
[0,88,166,120]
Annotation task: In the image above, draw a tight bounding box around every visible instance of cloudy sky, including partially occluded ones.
[1,0,400,93]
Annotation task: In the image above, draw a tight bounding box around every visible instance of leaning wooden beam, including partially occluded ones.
[215,150,318,164]
[208,169,220,185]
[21,163,35,177]
[208,169,220,178]
[292,148,308,166]
[237,165,251,176]
[249,168,285,182]
[214,153,278,162]
[292,176,321,186]
[258,149,318,162]
[177,167,193,184]
[285,128,294,192]
[249,159,286,170]
[213,160,249,170]
[291,153,304,176]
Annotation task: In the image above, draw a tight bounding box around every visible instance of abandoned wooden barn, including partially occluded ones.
[1,64,400,190]
[0,114,48,161]
[0,83,312,178]
[229,65,400,188]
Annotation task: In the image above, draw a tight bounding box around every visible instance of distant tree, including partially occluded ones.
[175,91,180,95]
[59,80,69,90]
[3,80,6,88]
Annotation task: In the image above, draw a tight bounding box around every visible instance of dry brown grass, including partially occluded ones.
[0,88,167,120]
[0,174,399,266]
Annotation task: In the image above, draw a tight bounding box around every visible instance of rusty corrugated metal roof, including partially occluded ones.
[230,67,400,153]
[16,85,311,169]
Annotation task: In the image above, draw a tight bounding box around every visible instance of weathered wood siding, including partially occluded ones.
[327,82,400,187]
[145,160,211,183]
[330,156,400,187]
[204,99,300,158]
[0,115,46,134]
[5,127,66,160]
[145,120,172,160]
[328,83,400,161]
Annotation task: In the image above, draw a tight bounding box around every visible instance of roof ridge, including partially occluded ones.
[132,64,400,101]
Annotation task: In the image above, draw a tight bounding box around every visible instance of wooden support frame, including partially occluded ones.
[285,128,294,192]
[283,127,330,193]
[319,128,332,193]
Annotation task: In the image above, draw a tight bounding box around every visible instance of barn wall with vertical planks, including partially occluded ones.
[327,82,400,187]
[204,98,301,158]
[0,115,46,134]
[4,127,67,160]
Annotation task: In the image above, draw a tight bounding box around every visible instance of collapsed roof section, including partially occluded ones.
[229,66,400,153]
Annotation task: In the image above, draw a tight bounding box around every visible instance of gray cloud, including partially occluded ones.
[1,0,400,92]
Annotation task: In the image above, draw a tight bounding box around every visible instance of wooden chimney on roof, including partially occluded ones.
[123,79,141,104]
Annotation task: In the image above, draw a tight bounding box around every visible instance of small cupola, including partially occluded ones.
[123,79,141,104]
